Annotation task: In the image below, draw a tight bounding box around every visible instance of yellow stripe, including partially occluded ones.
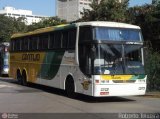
[11,24,69,38]
[101,75,133,80]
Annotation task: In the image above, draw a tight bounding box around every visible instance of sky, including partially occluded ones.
[0,0,152,17]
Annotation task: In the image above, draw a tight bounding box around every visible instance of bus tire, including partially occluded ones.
[22,71,27,86]
[65,76,76,98]
[17,70,22,85]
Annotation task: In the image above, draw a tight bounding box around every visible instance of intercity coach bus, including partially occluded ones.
[9,21,147,97]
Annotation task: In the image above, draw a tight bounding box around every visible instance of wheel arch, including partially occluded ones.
[16,68,21,75]
[64,74,76,92]
[16,68,22,78]
[22,68,28,82]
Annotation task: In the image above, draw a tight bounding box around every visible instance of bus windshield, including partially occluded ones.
[93,44,145,75]
[94,27,143,41]
[4,52,9,66]
[79,26,145,76]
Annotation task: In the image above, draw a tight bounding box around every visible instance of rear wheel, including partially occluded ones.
[22,71,27,86]
[17,70,22,85]
[65,77,76,98]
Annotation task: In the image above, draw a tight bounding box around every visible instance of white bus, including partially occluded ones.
[10,21,147,97]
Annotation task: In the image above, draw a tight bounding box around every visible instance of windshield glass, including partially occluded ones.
[4,52,9,65]
[93,44,145,75]
[94,27,143,41]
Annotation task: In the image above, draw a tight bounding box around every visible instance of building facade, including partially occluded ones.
[57,0,123,22]
[57,0,95,22]
[0,6,47,25]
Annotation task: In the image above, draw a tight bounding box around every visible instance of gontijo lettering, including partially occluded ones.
[22,54,40,61]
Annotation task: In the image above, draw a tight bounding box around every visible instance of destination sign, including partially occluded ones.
[125,42,143,45]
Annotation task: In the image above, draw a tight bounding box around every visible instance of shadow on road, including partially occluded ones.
[76,95,135,103]
[0,78,135,103]
[28,83,135,103]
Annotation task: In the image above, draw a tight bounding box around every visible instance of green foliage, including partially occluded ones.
[0,15,13,42]
[13,17,28,33]
[128,3,160,50]
[128,3,160,91]
[152,0,160,5]
[145,48,160,91]
[0,15,27,42]
[128,5,156,43]
[27,17,67,31]
[0,15,67,42]
[80,0,129,22]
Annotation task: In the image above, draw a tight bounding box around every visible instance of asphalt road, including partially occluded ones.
[0,77,159,119]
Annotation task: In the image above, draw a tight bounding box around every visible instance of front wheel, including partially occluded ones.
[22,71,27,86]
[65,78,76,98]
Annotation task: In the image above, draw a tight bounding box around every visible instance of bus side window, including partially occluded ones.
[15,39,21,51]
[39,34,49,50]
[54,31,62,49]
[68,29,76,49]
[49,33,55,49]
[38,36,43,50]
[29,36,38,51]
[21,38,29,51]
[62,31,68,49]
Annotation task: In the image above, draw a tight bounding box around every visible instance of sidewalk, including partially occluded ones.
[143,91,160,98]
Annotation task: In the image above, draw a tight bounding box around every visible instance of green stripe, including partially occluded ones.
[38,51,65,80]
[130,74,146,80]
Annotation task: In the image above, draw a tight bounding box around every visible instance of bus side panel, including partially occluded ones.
[59,51,77,90]
[9,52,46,82]
[59,51,94,96]
[9,53,23,79]
[35,51,65,89]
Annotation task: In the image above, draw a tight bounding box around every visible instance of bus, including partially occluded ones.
[0,42,10,76]
[9,21,147,97]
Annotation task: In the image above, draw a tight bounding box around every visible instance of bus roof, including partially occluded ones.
[11,24,75,39]
[76,21,141,29]
[11,21,141,39]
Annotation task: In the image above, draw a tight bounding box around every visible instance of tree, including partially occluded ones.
[128,2,160,91]
[128,2,160,50]
[128,5,155,41]
[0,15,28,42]
[0,15,13,42]
[145,49,160,91]
[13,17,28,33]
[152,0,160,5]
[80,0,129,22]
[0,15,66,42]
[27,16,67,31]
